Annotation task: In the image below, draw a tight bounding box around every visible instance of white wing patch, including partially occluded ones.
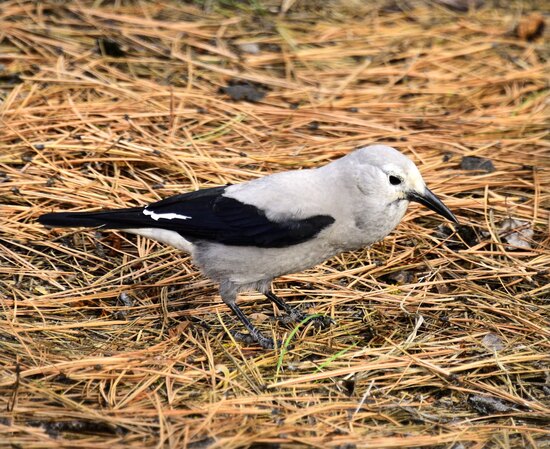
[143,208,191,221]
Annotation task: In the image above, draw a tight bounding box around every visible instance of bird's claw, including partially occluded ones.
[307,314,335,329]
[230,330,282,350]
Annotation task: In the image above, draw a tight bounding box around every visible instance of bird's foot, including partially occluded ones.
[264,292,334,329]
[307,314,336,329]
[278,310,335,329]
[231,330,282,350]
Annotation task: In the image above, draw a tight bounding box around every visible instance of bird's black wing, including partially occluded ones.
[39,186,335,248]
[145,186,335,247]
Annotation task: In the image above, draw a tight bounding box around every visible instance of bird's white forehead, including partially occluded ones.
[356,145,426,191]
[404,167,426,193]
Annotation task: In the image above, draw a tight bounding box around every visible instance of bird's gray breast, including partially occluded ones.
[344,199,409,249]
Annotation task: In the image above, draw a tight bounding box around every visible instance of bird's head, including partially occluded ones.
[351,145,458,224]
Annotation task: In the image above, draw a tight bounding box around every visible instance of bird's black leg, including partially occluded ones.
[220,285,277,349]
[265,290,306,322]
[265,290,334,329]
[226,302,277,349]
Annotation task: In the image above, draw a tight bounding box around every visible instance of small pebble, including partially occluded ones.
[238,43,261,54]
[460,156,495,173]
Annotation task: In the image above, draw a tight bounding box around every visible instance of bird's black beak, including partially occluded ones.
[407,188,459,224]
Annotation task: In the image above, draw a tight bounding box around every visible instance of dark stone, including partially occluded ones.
[97,38,126,57]
[460,156,495,173]
[468,395,513,414]
[221,81,266,102]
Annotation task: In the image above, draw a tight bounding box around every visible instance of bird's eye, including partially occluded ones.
[389,175,402,185]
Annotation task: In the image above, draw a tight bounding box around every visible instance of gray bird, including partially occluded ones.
[39,145,458,348]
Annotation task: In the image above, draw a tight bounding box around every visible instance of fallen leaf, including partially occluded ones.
[498,218,534,250]
[468,395,514,414]
[516,13,545,41]
[481,333,505,351]
[382,270,415,285]
[249,312,270,323]
[168,321,191,338]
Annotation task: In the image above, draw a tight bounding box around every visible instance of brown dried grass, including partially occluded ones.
[1,1,549,448]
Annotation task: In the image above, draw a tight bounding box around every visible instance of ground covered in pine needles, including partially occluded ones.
[1,1,549,448]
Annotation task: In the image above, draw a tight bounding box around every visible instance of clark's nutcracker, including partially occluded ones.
[39,145,458,348]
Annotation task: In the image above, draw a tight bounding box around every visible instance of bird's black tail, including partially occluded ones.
[39,207,149,229]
